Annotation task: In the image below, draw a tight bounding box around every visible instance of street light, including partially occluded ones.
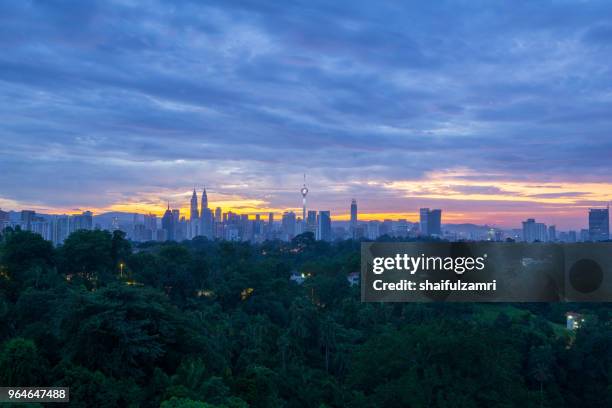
[119,262,124,278]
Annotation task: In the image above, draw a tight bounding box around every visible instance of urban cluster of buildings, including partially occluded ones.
[520,208,610,243]
[147,184,335,243]
[0,209,93,246]
[1,180,610,245]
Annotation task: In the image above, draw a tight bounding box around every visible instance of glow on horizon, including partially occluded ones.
[1,175,608,229]
[382,170,612,205]
[0,198,599,230]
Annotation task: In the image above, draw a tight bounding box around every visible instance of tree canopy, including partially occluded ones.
[0,228,610,407]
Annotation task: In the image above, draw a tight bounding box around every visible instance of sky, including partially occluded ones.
[1,0,612,229]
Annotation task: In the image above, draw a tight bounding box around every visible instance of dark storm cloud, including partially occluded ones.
[1,0,612,222]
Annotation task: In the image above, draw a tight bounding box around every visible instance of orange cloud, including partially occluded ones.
[382,169,612,205]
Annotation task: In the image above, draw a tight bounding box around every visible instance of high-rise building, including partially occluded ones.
[162,203,174,241]
[589,207,609,241]
[140,214,157,241]
[31,218,51,240]
[215,207,222,222]
[72,211,93,231]
[316,210,332,241]
[580,229,590,242]
[306,210,317,234]
[548,225,556,242]
[429,209,442,236]
[52,215,70,246]
[20,210,36,231]
[282,211,296,240]
[419,208,442,236]
[201,188,208,214]
[133,224,148,242]
[0,211,8,234]
[190,188,199,221]
[188,189,200,239]
[201,208,213,238]
[380,219,393,237]
[265,212,275,239]
[522,218,548,242]
[198,188,213,238]
[366,221,380,240]
[144,213,157,233]
[419,208,428,235]
[350,199,358,238]
[252,214,263,241]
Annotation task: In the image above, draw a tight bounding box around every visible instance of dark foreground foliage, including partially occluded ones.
[0,228,611,407]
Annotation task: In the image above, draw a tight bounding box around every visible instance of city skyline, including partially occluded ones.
[3,1,612,229]
[3,192,609,245]
[0,181,610,230]
[1,184,610,232]
[2,178,609,243]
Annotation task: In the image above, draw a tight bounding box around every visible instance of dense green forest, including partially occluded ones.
[0,228,611,407]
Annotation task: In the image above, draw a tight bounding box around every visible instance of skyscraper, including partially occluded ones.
[548,225,556,242]
[201,188,208,214]
[189,189,199,238]
[580,229,590,242]
[316,210,332,241]
[162,203,174,241]
[366,221,380,240]
[522,218,547,242]
[419,208,429,236]
[429,209,442,236]
[51,215,70,246]
[215,207,222,222]
[190,188,199,221]
[0,209,8,232]
[282,211,296,240]
[144,213,157,239]
[72,211,93,231]
[200,188,213,238]
[589,207,609,241]
[20,210,35,231]
[350,199,358,238]
[201,208,213,238]
[306,210,317,234]
[419,208,442,236]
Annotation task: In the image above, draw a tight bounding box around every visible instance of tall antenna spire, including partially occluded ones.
[300,174,309,222]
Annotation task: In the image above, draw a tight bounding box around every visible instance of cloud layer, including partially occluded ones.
[1,0,612,228]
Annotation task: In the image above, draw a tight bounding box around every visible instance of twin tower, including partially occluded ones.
[189,188,208,221]
[189,188,213,238]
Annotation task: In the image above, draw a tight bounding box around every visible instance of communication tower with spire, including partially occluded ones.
[300,174,308,222]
